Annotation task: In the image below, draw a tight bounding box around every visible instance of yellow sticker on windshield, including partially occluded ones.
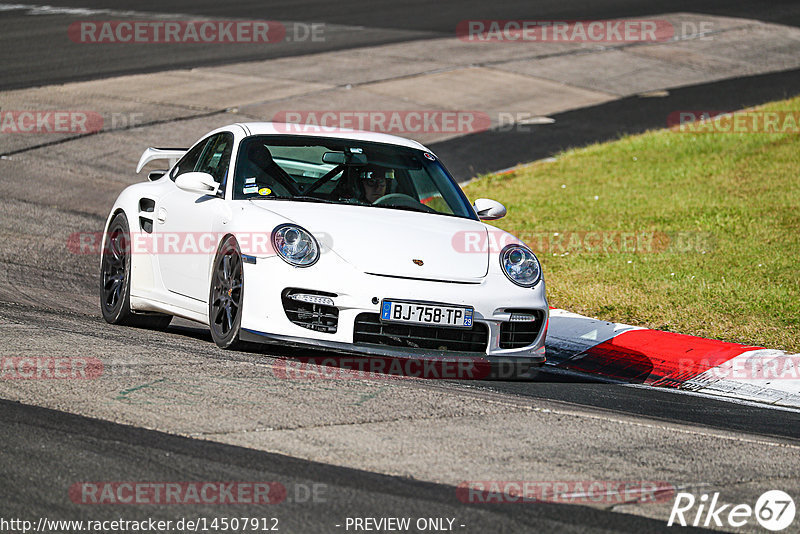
[258,187,272,196]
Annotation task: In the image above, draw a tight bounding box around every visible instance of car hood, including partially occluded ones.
[250,201,489,281]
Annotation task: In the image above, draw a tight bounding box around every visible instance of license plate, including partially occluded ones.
[380,300,474,328]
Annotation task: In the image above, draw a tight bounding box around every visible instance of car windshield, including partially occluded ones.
[232,135,477,220]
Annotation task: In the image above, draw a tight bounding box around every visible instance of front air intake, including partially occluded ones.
[281,288,338,333]
[499,309,545,349]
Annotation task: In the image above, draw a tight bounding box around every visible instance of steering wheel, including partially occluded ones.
[372,193,436,213]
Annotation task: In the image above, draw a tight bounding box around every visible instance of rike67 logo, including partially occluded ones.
[668,490,795,531]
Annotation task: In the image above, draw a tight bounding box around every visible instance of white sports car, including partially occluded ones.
[101,123,548,377]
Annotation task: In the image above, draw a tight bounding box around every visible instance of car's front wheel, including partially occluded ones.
[209,235,244,349]
[100,212,172,329]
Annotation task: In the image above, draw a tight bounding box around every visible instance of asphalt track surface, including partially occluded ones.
[2,1,800,532]
[2,0,800,90]
[1,399,712,533]
[432,68,800,179]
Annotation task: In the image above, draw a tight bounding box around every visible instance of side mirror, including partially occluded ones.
[175,172,219,196]
[473,198,507,220]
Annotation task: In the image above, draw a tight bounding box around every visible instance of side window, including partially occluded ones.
[196,132,234,185]
[170,138,209,181]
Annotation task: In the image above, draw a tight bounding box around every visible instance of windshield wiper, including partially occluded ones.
[282,195,337,204]
[248,195,335,204]
[377,204,431,214]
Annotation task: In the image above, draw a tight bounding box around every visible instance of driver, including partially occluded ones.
[360,168,393,203]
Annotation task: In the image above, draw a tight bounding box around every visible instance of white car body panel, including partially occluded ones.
[248,202,490,281]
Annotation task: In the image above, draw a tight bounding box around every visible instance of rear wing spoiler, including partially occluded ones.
[136,147,187,173]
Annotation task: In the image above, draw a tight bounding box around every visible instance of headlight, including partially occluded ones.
[500,244,541,287]
[272,224,319,267]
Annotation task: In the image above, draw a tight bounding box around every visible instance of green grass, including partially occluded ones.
[463,96,800,351]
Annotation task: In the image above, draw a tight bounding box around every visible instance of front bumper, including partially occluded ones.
[240,328,545,380]
[240,252,548,365]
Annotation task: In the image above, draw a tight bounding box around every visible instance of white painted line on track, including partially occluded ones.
[0,3,195,18]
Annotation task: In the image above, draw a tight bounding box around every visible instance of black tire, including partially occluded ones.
[209,235,244,349]
[100,212,172,330]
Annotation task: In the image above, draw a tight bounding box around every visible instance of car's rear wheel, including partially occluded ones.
[209,235,244,349]
[100,212,172,329]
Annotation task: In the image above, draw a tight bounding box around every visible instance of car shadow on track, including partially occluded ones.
[166,321,555,382]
